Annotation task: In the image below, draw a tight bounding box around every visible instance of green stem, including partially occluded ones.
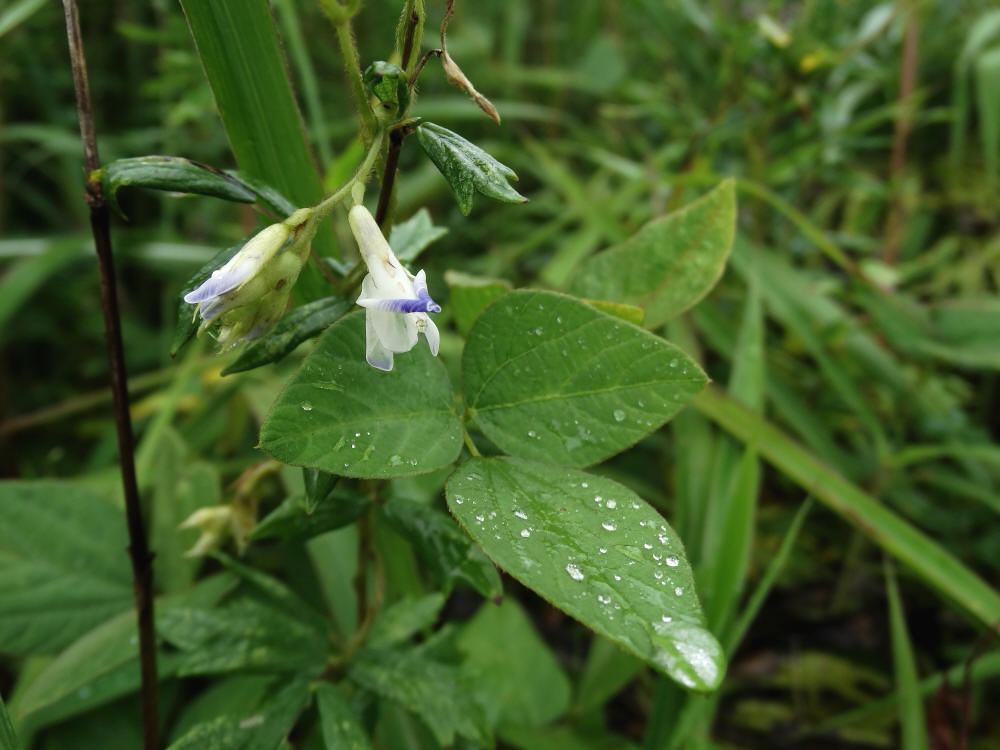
[312,128,386,219]
[329,12,376,144]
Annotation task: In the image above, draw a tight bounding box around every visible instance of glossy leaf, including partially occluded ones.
[349,646,491,746]
[226,170,298,217]
[457,598,572,728]
[444,271,511,336]
[250,492,368,542]
[416,122,527,215]
[569,180,736,328]
[0,481,132,655]
[259,312,463,479]
[446,457,725,692]
[316,683,373,750]
[221,297,352,375]
[379,497,502,600]
[94,156,255,218]
[389,208,448,263]
[463,290,707,467]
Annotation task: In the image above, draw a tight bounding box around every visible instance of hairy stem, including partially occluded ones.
[61,3,158,748]
[325,5,376,145]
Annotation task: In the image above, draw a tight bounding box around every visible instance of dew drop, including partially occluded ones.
[455,497,464,505]
[669,358,678,368]
[666,556,680,567]
[643,542,653,550]
[661,615,673,623]
[514,509,528,520]
[534,327,544,335]
[565,563,584,581]
[606,499,617,509]
[475,514,485,524]
[581,481,589,488]
[602,520,617,531]
[613,574,622,581]
[654,570,664,580]
[597,594,611,605]
[520,528,531,538]
[613,409,626,422]
[674,586,684,596]
[527,429,537,438]
[599,547,608,554]
[300,401,313,411]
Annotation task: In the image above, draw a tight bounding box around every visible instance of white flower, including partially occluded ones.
[349,204,441,371]
[184,222,291,325]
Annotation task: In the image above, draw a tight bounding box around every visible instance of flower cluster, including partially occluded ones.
[349,204,441,371]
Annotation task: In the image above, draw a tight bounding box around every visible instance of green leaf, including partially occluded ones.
[157,598,327,676]
[585,299,645,326]
[303,468,338,512]
[389,209,449,263]
[446,457,725,692]
[166,678,311,750]
[885,560,930,750]
[369,593,447,648]
[379,497,502,600]
[259,312,463,479]
[0,481,132,655]
[694,387,1000,629]
[1,690,19,750]
[444,271,512,336]
[574,635,644,714]
[250,492,368,542]
[463,290,707,467]
[416,122,527,215]
[94,156,256,218]
[171,241,243,356]
[568,180,736,328]
[226,170,298,217]
[349,647,491,746]
[180,0,337,300]
[168,675,274,744]
[12,575,233,732]
[221,297,353,375]
[457,598,572,728]
[316,683,374,750]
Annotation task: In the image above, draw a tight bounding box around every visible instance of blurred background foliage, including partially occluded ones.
[2,0,1000,748]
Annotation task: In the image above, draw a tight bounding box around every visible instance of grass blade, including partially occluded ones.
[693,386,1000,629]
[884,558,930,750]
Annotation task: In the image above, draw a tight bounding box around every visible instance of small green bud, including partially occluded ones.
[363,60,410,120]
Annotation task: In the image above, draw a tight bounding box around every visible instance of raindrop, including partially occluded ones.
[520,528,531,538]
[606,499,617,509]
[613,409,626,422]
[661,615,673,623]
[565,563,584,581]
[534,327,544,336]
[602,520,617,531]
[654,570,664,580]
[594,495,603,504]
[300,401,313,411]
[527,430,537,438]
[597,594,611,605]
[643,543,653,550]
[475,514,485,524]
[581,481,589,488]
[613,574,622,581]
[669,358,678,368]
[674,586,684,596]
[666,556,680,567]
[514,509,528,520]
[455,497,464,505]
[599,547,608,554]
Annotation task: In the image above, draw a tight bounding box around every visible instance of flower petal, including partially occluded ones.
[365,309,394,371]
[419,314,440,356]
[369,307,418,353]
[184,265,252,304]
[357,296,439,313]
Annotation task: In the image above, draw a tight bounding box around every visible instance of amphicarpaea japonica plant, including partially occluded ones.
[84,0,737,744]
